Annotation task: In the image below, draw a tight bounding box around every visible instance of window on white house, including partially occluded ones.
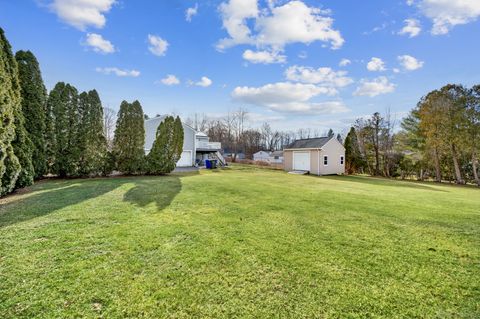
[340,156,344,165]
[324,155,328,165]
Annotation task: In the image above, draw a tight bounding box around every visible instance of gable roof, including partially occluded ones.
[285,137,333,149]
[271,150,283,157]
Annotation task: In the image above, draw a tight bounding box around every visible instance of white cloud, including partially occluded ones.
[399,19,421,37]
[147,34,168,56]
[406,0,415,6]
[194,76,213,87]
[231,82,347,114]
[354,76,395,97]
[95,67,140,77]
[417,0,480,35]
[159,74,180,86]
[48,0,116,30]
[339,58,351,67]
[186,3,198,22]
[242,49,286,64]
[217,0,259,50]
[398,55,424,71]
[255,1,344,50]
[285,66,353,88]
[217,0,344,52]
[367,57,386,72]
[84,33,115,54]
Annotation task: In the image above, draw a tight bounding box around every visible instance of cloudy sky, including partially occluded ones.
[1,0,479,132]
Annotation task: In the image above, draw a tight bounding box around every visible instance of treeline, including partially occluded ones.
[186,109,341,160]
[0,28,183,197]
[345,84,480,185]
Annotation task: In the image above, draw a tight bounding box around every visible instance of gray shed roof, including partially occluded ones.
[271,151,284,157]
[285,137,332,149]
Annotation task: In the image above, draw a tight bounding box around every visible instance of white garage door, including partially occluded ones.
[293,152,310,171]
[177,150,192,167]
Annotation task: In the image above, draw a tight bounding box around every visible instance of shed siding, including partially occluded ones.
[319,138,345,175]
[284,150,293,171]
[310,150,319,175]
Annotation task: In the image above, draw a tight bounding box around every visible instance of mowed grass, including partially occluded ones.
[0,166,479,318]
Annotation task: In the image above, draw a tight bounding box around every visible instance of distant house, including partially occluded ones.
[283,136,345,175]
[270,151,284,164]
[253,150,284,164]
[144,116,224,167]
[253,151,271,162]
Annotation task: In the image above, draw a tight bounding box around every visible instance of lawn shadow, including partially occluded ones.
[326,175,448,192]
[0,178,125,228]
[122,174,186,210]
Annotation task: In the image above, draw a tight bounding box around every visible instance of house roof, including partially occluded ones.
[285,137,332,149]
[271,151,283,156]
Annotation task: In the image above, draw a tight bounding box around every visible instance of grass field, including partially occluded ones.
[0,166,479,318]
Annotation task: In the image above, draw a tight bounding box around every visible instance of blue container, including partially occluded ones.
[205,159,212,169]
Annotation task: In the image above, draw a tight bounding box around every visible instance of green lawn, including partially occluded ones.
[0,166,479,318]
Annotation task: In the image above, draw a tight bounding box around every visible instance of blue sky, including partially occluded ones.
[1,0,479,132]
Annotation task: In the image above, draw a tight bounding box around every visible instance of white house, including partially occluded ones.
[253,151,271,162]
[270,151,284,164]
[283,136,345,175]
[144,116,224,167]
[253,150,284,164]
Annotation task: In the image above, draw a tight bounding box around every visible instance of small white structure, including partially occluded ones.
[253,151,271,162]
[253,150,284,164]
[283,136,345,175]
[270,151,284,164]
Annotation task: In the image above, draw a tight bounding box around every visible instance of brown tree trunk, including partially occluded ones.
[472,154,480,186]
[433,147,441,182]
[419,168,424,181]
[374,146,380,176]
[451,143,464,184]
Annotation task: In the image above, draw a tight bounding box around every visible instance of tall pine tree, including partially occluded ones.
[113,100,145,174]
[173,116,184,164]
[344,127,364,174]
[15,50,48,179]
[49,82,81,177]
[78,90,108,176]
[0,28,22,195]
[147,116,184,175]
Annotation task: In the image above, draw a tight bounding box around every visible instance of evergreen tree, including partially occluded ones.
[113,100,145,174]
[0,28,22,195]
[344,127,364,174]
[78,90,108,176]
[15,50,47,179]
[173,116,184,163]
[146,116,184,174]
[327,128,335,138]
[12,103,35,189]
[49,82,81,177]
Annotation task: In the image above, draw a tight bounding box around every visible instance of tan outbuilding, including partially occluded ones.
[283,136,345,175]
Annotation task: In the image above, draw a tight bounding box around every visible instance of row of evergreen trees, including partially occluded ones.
[0,27,184,197]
